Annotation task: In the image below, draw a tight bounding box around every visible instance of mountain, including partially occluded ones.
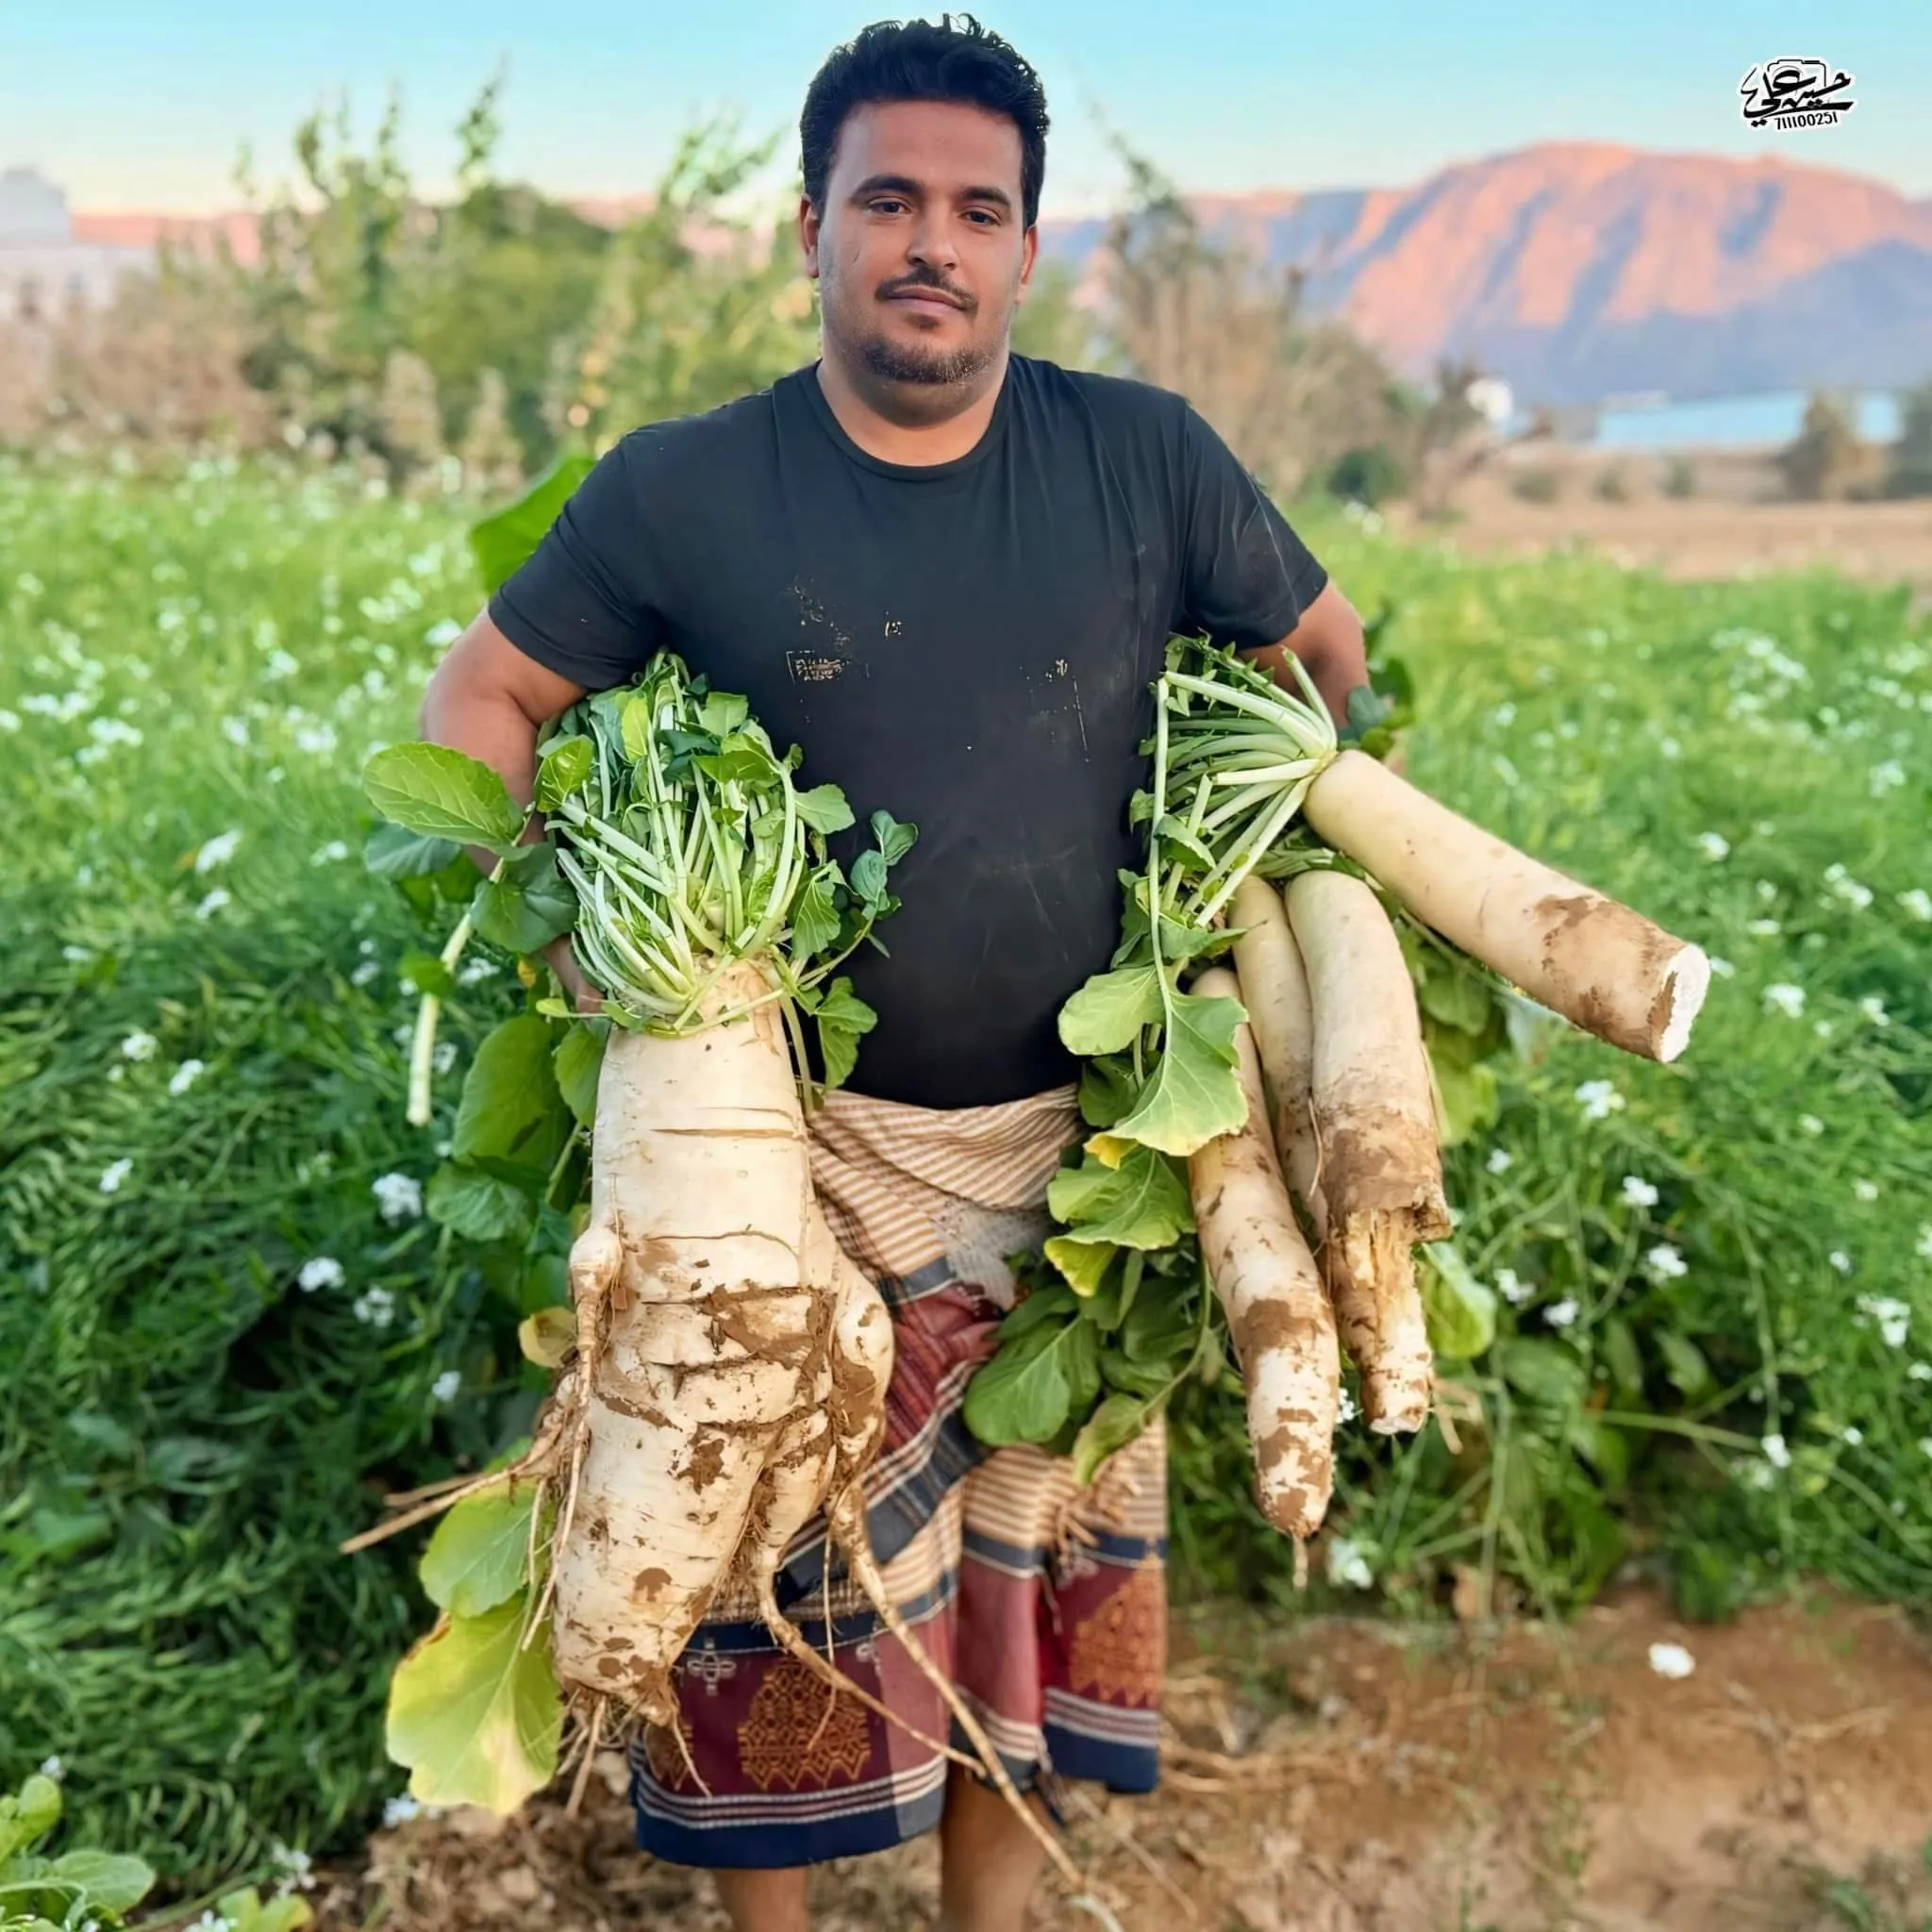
[68,142,1932,406]
[1038,142,1932,405]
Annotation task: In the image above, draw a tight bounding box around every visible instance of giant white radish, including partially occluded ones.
[1285,869,1448,1434]
[356,658,1108,1912]
[1304,748,1709,1063]
[1186,965,1341,1540]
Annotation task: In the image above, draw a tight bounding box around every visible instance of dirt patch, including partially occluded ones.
[308,1586,1932,1931]
[1391,448,1932,603]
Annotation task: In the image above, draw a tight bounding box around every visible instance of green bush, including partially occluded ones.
[1593,463,1630,502]
[1663,457,1698,499]
[1510,466,1561,505]
[1326,442,1408,508]
[0,457,537,1888]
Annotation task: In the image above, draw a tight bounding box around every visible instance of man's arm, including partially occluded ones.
[1240,580,1371,731]
[419,607,602,1008]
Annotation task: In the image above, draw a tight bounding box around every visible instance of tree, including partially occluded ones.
[1094,145,1408,499]
[1775,390,1862,500]
[1883,379,1932,498]
[459,368,525,496]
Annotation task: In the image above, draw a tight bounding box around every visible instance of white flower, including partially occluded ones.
[372,1172,424,1223]
[1491,701,1517,725]
[1827,874,1874,913]
[1814,1019,1835,1041]
[425,618,461,647]
[188,1914,235,1932]
[269,1842,315,1891]
[1495,1267,1534,1307]
[1922,1439,1932,1462]
[1736,1457,1774,1491]
[1852,1178,1878,1203]
[297,1256,345,1292]
[1917,1226,1932,1260]
[265,648,299,679]
[1324,1537,1374,1591]
[1486,1147,1514,1174]
[1842,1424,1863,1445]
[168,1058,206,1096]
[1544,1297,1580,1329]
[1336,1385,1357,1424]
[0,708,19,732]
[432,1369,462,1403]
[221,715,251,747]
[1694,832,1730,862]
[1829,1250,1853,1275]
[311,840,350,864]
[383,1794,424,1827]
[1857,995,1889,1026]
[40,1756,63,1780]
[457,955,497,986]
[350,958,380,988]
[1907,1361,1932,1384]
[1620,1175,1659,1208]
[1857,1294,1909,1348]
[1574,1079,1624,1122]
[1898,889,1932,923]
[1658,736,1681,759]
[98,1158,133,1194]
[1746,918,1781,938]
[193,828,243,874]
[1708,957,1734,978]
[121,1030,158,1061]
[1762,983,1806,1019]
[355,1286,397,1328]
[1800,1114,1824,1136]
[1647,1641,1695,1680]
[1762,1433,1791,1470]
[1644,1243,1688,1283]
[1869,759,1906,795]
[63,945,93,963]
[432,1041,458,1074]
[1756,879,1779,903]
[194,889,231,920]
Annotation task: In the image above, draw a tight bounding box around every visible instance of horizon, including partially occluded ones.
[3,1,1925,218]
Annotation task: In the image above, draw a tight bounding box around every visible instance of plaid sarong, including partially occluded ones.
[626,1084,1170,1871]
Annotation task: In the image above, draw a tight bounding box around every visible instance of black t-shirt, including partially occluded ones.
[490,354,1328,1108]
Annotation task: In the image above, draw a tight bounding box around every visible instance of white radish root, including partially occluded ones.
[1285,870,1447,1435]
[1304,748,1710,1063]
[1229,875,1328,1241]
[1187,966,1341,1540]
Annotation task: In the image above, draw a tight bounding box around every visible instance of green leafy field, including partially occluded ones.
[2,457,1928,1890]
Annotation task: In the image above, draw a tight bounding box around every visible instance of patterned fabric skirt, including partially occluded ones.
[626,1083,1171,1871]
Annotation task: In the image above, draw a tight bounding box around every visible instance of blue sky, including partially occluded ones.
[4,0,1924,214]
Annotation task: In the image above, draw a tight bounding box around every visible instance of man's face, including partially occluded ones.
[803,99,1037,397]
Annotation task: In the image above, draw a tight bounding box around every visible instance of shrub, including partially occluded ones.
[1662,457,1698,498]
[1593,463,1630,502]
[1510,466,1561,504]
[1327,442,1409,508]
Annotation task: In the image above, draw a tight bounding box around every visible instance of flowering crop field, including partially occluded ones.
[1,456,1929,1889]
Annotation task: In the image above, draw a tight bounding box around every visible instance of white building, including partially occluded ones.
[0,167,153,325]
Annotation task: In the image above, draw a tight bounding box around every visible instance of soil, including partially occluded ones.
[1389,445,1932,606]
[305,1585,1932,1932]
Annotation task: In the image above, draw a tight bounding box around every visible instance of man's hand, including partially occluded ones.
[1241,581,1372,731]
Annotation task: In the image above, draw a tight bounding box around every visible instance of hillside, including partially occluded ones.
[72,141,1932,406]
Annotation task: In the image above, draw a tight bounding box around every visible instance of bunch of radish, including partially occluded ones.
[968,641,1710,1555]
[346,657,1109,1907]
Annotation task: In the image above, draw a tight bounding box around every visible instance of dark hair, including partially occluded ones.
[801,14,1050,228]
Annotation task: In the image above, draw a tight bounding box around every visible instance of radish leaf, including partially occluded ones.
[420,1483,538,1617]
[386,1596,561,1814]
[364,743,524,850]
[1108,986,1246,1157]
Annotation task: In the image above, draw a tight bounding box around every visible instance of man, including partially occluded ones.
[421,15,1369,1928]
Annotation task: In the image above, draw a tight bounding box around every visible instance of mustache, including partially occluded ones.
[876,267,976,312]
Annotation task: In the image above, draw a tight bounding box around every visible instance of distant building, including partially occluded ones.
[0,166,152,325]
